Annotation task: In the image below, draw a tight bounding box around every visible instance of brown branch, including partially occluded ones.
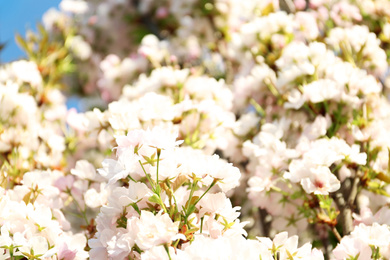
[331,226,342,242]
[258,208,271,237]
[279,0,296,13]
[333,175,360,236]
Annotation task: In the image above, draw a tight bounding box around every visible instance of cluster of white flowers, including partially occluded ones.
[89,128,244,258]
[5,0,390,259]
[67,66,236,163]
[0,170,88,259]
[333,223,390,259]
[0,61,67,176]
[326,25,388,77]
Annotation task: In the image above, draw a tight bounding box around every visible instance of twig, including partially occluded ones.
[331,226,342,242]
[279,0,296,14]
[258,208,271,237]
[348,176,360,206]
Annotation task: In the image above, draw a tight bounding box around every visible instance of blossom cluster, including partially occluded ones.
[3,0,390,259]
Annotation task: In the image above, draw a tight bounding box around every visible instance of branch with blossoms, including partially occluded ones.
[88,127,246,258]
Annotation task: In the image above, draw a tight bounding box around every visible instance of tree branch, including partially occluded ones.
[333,175,360,236]
[258,208,271,237]
[279,0,296,14]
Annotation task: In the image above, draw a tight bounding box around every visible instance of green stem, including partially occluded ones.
[156,148,161,185]
[73,198,89,226]
[164,244,172,260]
[270,185,289,197]
[185,180,198,217]
[127,175,137,183]
[159,196,168,214]
[165,180,179,216]
[138,160,156,192]
[331,163,343,174]
[139,158,168,213]
[200,217,204,233]
[192,180,217,207]
[61,209,84,219]
[323,101,329,114]
[186,180,218,219]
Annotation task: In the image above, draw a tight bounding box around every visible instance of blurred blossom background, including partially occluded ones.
[0,0,81,110]
[0,0,61,62]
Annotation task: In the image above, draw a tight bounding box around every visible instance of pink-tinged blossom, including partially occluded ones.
[98,149,140,184]
[333,236,372,260]
[183,234,273,260]
[300,166,340,195]
[133,211,185,251]
[247,173,274,194]
[54,175,75,191]
[57,243,77,260]
[257,232,322,259]
[198,192,242,228]
[0,225,13,249]
[257,231,289,251]
[60,0,89,14]
[71,160,100,181]
[112,182,152,207]
[330,2,362,27]
[207,156,241,192]
[140,245,178,260]
[8,60,42,86]
[302,79,343,104]
[18,236,57,259]
[295,12,319,40]
[84,183,109,208]
[148,154,181,182]
[116,127,183,153]
[351,223,390,248]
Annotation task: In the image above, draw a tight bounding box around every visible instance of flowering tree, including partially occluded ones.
[2,0,390,259]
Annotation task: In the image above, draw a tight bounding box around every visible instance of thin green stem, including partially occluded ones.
[192,180,217,207]
[138,158,168,213]
[185,180,218,220]
[159,196,168,214]
[185,180,198,216]
[127,175,137,183]
[65,189,89,225]
[138,160,155,192]
[164,244,172,260]
[270,185,289,197]
[73,197,89,225]
[156,149,161,185]
[200,217,204,233]
[61,209,84,219]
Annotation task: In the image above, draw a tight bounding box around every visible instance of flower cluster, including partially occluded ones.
[0,170,88,259]
[0,61,67,184]
[4,0,390,259]
[89,128,245,258]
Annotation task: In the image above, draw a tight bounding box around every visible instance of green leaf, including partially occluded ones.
[367,181,390,197]
[376,172,390,184]
[130,203,141,215]
[290,190,302,200]
[23,191,32,204]
[15,34,29,54]
[148,194,161,204]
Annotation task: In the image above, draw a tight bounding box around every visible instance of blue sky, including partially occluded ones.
[0,0,61,62]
